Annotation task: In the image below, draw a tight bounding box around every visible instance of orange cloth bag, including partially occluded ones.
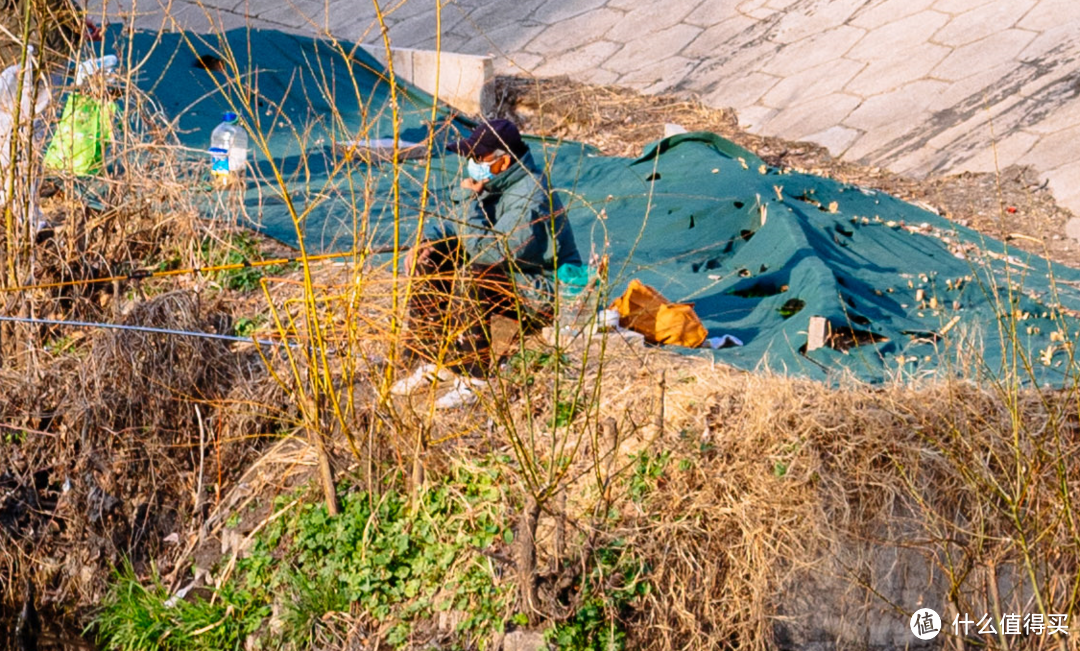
[609,279,708,348]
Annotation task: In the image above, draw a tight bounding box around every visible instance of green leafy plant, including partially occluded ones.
[553,397,585,429]
[546,542,649,651]
[93,562,267,651]
[97,464,516,650]
[627,451,670,503]
[200,233,294,293]
[233,315,266,338]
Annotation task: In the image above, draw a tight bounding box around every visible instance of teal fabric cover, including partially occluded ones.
[115,27,1080,385]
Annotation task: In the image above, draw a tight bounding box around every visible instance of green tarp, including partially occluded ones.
[109,27,1080,385]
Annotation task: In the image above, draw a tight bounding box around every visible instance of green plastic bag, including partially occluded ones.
[44,93,115,176]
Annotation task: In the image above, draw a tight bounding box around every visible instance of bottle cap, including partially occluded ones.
[223,111,238,123]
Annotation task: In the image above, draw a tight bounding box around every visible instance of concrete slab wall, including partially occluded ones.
[360,45,494,117]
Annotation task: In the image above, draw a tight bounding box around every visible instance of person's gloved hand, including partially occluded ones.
[460,178,486,194]
[404,242,432,273]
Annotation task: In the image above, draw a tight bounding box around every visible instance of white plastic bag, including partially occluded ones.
[0,45,52,225]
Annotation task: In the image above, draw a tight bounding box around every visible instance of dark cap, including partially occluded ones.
[447,119,528,159]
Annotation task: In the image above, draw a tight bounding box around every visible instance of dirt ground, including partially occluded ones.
[492,75,1078,268]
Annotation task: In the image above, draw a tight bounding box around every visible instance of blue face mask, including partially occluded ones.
[467,158,493,182]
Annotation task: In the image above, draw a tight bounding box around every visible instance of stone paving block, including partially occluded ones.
[737,0,773,20]
[525,8,623,55]
[761,25,865,75]
[383,10,466,50]
[849,0,936,30]
[703,71,782,109]
[845,123,929,164]
[1017,25,1080,77]
[844,79,950,133]
[325,8,380,40]
[759,92,862,141]
[931,30,1037,81]
[743,5,778,20]
[930,0,994,16]
[846,10,950,61]
[97,0,232,32]
[924,63,1020,115]
[495,51,544,75]
[83,0,128,23]
[606,3,698,43]
[456,0,540,33]
[1018,0,1080,32]
[959,129,1041,173]
[257,1,329,32]
[184,0,243,13]
[685,40,774,89]
[465,22,548,58]
[618,55,698,94]
[766,0,800,10]
[844,43,950,96]
[1023,94,1080,135]
[165,6,252,32]
[129,3,198,31]
[1044,160,1080,217]
[1019,123,1080,171]
[921,93,1027,152]
[380,0,438,22]
[533,0,613,25]
[683,0,740,28]
[889,144,941,175]
[1020,76,1080,126]
[441,30,484,53]
[579,66,621,86]
[770,0,863,44]
[932,0,1039,47]
[736,104,779,132]
[1046,162,1080,217]
[804,124,863,156]
[532,40,621,76]
[603,23,703,75]
[682,15,759,59]
[760,57,864,108]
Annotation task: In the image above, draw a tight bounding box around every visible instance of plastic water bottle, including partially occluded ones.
[74,55,118,86]
[209,111,247,185]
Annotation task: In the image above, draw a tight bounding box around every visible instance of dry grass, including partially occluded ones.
[1,9,1078,650]
[444,345,1080,650]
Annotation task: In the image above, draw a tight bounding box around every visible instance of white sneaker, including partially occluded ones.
[389,363,454,396]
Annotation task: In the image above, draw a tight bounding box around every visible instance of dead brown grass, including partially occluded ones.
[466,347,1080,650]
[1,18,1078,650]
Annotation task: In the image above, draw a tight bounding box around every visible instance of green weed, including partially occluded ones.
[92,562,267,651]
[545,542,649,651]
[96,463,516,650]
[233,315,266,338]
[200,233,294,293]
[628,451,671,503]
